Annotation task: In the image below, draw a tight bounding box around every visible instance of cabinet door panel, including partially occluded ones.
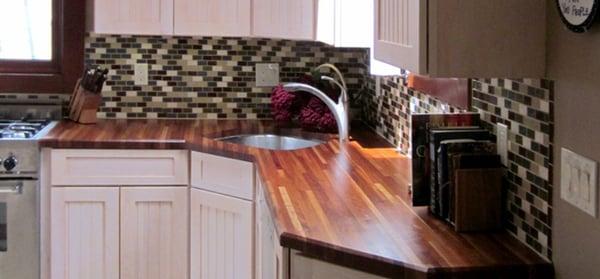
[51,187,119,279]
[174,0,251,36]
[94,0,174,35]
[374,0,426,73]
[190,188,252,279]
[253,0,315,40]
[121,187,188,279]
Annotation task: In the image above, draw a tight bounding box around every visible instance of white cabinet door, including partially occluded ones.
[253,0,315,40]
[190,188,253,279]
[374,0,427,74]
[120,187,188,279]
[93,0,174,35]
[256,176,287,279]
[51,187,119,279]
[174,0,251,36]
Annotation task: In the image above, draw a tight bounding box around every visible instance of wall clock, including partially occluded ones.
[557,0,600,33]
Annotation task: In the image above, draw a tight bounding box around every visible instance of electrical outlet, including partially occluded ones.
[561,148,598,217]
[255,63,279,87]
[134,63,148,85]
[497,123,508,166]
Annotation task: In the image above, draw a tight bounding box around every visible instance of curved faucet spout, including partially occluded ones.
[282,83,349,142]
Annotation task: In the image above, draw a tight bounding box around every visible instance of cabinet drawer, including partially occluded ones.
[50,149,189,186]
[191,152,254,200]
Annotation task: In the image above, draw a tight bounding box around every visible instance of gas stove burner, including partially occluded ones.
[0,118,51,139]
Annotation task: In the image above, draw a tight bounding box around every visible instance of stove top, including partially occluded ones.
[0,119,52,139]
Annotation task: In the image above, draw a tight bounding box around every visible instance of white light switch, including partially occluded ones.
[134,63,148,85]
[497,123,509,166]
[561,148,598,217]
[255,63,280,87]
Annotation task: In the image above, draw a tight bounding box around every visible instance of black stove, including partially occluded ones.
[0,119,52,139]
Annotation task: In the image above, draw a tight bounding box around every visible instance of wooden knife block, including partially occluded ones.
[68,79,102,124]
[454,168,504,232]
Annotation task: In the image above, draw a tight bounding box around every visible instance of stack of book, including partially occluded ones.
[411,113,504,232]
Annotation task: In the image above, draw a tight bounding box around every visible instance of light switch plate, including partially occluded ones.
[255,63,280,87]
[561,148,598,217]
[134,63,148,85]
[497,123,509,166]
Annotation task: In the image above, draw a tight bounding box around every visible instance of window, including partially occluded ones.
[0,0,85,94]
[316,0,402,76]
[0,0,53,60]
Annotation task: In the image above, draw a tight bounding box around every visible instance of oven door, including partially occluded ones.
[0,179,39,279]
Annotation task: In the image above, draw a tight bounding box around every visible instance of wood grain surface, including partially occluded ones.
[40,119,553,278]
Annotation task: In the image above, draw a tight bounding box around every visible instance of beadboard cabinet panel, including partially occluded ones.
[374,0,426,74]
[120,187,188,279]
[253,0,316,40]
[190,188,253,279]
[51,187,120,279]
[92,0,174,35]
[174,0,251,36]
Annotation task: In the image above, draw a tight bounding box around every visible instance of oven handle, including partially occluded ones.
[0,183,22,195]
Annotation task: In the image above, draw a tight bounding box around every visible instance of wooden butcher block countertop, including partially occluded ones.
[40,119,553,278]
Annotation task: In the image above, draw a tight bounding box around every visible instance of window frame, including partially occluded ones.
[0,0,85,94]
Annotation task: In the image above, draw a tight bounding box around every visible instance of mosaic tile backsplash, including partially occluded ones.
[362,75,463,153]
[85,34,369,119]
[364,76,554,260]
[472,78,554,260]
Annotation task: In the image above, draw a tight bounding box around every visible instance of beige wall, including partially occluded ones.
[546,1,600,278]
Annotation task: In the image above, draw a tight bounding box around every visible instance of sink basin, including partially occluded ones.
[216,134,324,151]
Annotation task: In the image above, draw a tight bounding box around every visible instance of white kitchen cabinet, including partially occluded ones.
[120,187,188,279]
[374,0,546,77]
[51,187,120,279]
[253,0,316,40]
[89,0,174,35]
[256,175,288,279]
[190,188,253,279]
[290,250,385,279]
[174,0,252,37]
[49,150,190,279]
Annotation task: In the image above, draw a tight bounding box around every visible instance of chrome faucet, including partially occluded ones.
[283,76,349,142]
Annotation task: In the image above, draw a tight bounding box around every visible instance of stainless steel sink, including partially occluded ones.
[216,134,324,151]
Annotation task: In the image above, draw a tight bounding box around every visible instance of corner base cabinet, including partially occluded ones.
[190,188,253,279]
[375,0,546,77]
